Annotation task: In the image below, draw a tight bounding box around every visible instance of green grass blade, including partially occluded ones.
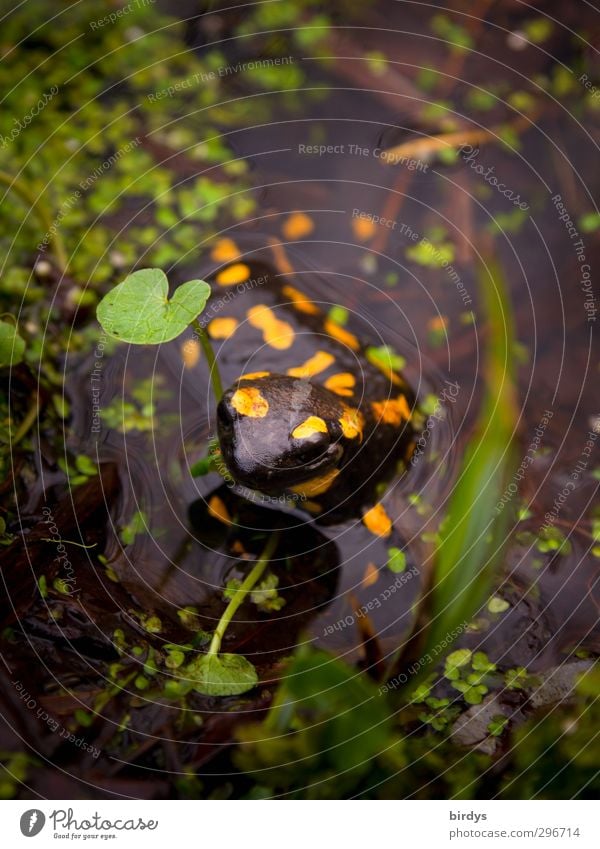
[416,255,518,667]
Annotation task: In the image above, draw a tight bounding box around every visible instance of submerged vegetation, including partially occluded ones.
[0,0,598,799]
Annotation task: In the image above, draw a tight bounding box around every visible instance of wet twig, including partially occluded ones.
[379,114,534,164]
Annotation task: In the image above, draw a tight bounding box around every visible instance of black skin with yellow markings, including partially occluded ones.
[209,260,417,523]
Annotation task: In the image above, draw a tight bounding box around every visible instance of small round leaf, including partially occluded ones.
[191,653,258,696]
[97,268,211,344]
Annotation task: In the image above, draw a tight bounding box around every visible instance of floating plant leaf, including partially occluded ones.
[191,653,258,697]
[387,547,407,573]
[97,268,210,344]
[328,305,349,325]
[366,344,406,372]
[190,456,216,477]
[488,595,510,613]
[190,441,221,477]
[0,320,25,367]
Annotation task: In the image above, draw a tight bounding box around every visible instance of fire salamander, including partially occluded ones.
[193,230,418,536]
[181,221,424,649]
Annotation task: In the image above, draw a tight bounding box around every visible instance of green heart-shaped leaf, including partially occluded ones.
[97,268,210,344]
[191,653,258,696]
[0,320,25,367]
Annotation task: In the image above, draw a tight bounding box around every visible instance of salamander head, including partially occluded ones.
[217,374,362,498]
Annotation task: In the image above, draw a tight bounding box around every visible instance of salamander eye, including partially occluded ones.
[295,442,326,465]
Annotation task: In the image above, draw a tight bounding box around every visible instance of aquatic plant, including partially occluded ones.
[96,268,280,694]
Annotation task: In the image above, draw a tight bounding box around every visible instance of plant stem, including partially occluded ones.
[0,169,69,274]
[208,531,280,657]
[192,317,223,403]
[11,394,40,448]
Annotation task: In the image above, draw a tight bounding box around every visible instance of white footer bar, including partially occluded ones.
[0,799,595,847]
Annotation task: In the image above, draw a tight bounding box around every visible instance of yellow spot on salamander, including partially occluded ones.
[282,284,320,315]
[216,263,251,286]
[247,304,295,350]
[208,495,231,525]
[211,238,241,263]
[289,467,340,497]
[267,237,294,274]
[181,339,200,368]
[324,372,356,397]
[352,217,377,241]
[291,416,328,440]
[282,211,314,241]
[324,318,360,351]
[231,387,269,418]
[208,317,238,340]
[371,394,412,426]
[339,407,364,440]
[362,562,379,588]
[287,350,334,379]
[362,504,392,538]
[238,371,270,381]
